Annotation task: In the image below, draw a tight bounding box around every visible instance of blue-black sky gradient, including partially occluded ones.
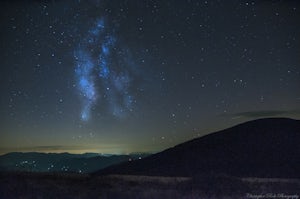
[1,0,299,154]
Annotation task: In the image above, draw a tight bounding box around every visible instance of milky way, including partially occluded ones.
[74,18,138,121]
[1,0,299,154]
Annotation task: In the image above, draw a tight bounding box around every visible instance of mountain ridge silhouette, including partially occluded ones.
[94,118,300,178]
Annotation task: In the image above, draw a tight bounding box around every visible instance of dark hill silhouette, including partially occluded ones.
[0,152,150,173]
[95,118,300,178]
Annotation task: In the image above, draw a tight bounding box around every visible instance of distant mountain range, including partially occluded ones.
[95,118,300,178]
[0,152,150,173]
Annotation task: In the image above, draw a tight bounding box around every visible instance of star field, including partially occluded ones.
[0,0,299,154]
[74,18,141,121]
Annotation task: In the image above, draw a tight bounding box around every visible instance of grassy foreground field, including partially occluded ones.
[0,172,299,199]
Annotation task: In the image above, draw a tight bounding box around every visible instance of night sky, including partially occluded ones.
[1,0,299,155]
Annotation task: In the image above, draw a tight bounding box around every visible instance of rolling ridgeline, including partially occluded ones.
[0,118,299,199]
[1,118,299,178]
[95,118,300,178]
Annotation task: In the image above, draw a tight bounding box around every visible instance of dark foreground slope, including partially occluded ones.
[1,172,299,199]
[95,118,300,178]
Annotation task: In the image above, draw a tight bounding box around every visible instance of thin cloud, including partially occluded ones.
[231,110,300,119]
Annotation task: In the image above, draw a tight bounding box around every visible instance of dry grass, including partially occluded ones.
[0,172,299,199]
